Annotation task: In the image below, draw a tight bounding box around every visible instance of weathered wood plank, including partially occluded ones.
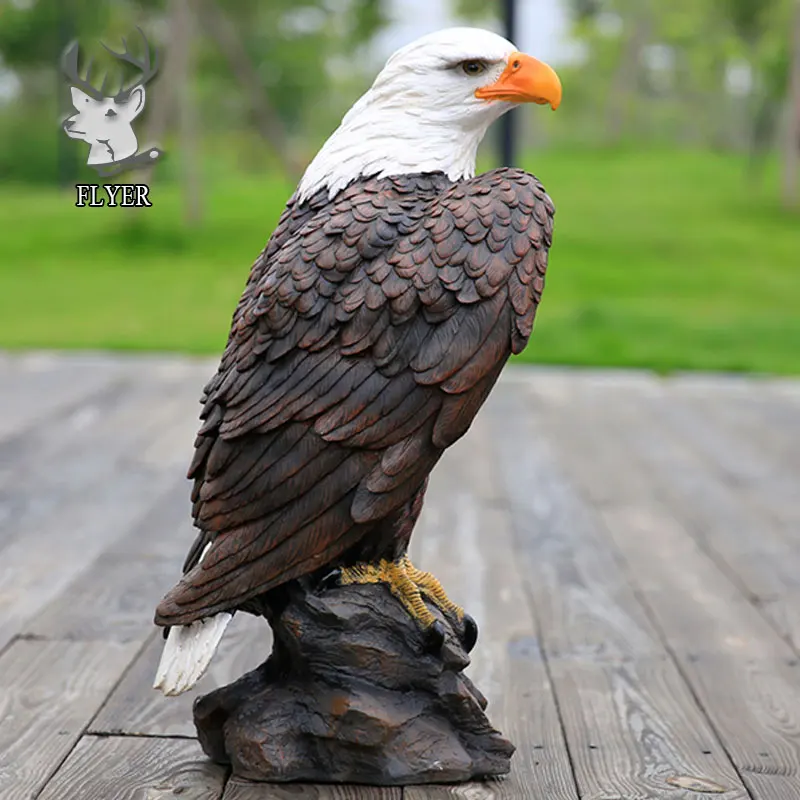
[549,654,746,800]
[663,379,798,483]
[38,735,227,800]
[669,374,800,469]
[25,552,178,643]
[0,351,129,442]
[90,613,268,737]
[0,354,208,504]
[584,380,800,654]
[0,476,173,652]
[526,371,800,797]
[486,376,751,800]
[4,358,799,800]
[24,478,194,642]
[0,639,140,800]
[636,378,800,531]
[223,779,400,799]
[527,377,794,658]
[676,655,800,793]
[740,774,800,800]
[602,504,792,660]
[0,366,205,652]
[487,380,664,662]
[406,412,578,799]
[0,378,128,547]
[0,354,207,543]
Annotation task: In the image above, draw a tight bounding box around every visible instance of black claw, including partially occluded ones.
[318,568,342,592]
[423,619,446,652]
[461,613,478,653]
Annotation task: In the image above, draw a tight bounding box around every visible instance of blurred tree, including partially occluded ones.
[0,1,111,67]
[785,0,800,205]
[571,0,603,21]
[177,0,201,224]
[558,0,798,189]
[604,0,651,143]
[720,0,770,45]
[190,0,388,153]
[0,0,387,185]
[194,0,301,175]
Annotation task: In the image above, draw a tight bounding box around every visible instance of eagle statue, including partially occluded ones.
[154,27,561,696]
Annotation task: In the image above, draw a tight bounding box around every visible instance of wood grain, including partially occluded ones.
[573,378,800,659]
[405,413,577,799]
[527,372,800,798]
[24,478,194,642]
[0,639,139,800]
[740,774,800,800]
[5,358,800,799]
[627,382,800,591]
[486,379,752,800]
[669,375,800,470]
[0,354,205,528]
[0,350,127,442]
[548,653,748,800]
[599,504,791,660]
[486,381,664,662]
[528,378,794,659]
[0,365,207,652]
[223,779,400,799]
[679,655,800,796]
[38,735,227,800]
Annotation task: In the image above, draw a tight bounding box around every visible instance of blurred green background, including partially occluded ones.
[1,0,799,374]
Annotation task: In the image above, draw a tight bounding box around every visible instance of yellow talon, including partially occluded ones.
[401,556,465,621]
[339,556,463,629]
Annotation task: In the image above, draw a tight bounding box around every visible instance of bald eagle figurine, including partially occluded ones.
[154,27,560,696]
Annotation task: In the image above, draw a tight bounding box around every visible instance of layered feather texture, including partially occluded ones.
[155,169,555,627]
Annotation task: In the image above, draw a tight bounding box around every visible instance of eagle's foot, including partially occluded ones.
[338,558,446,650]
[401,556,463,619]
[402,556,478,652]
[336,557,476,653]
[339,558,438,632]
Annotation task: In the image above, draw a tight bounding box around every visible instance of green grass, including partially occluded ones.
[1,148,799,374]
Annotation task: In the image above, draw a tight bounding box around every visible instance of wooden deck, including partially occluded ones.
[1,351,799,799]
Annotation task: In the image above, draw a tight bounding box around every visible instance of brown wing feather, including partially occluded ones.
[155,168,554,626]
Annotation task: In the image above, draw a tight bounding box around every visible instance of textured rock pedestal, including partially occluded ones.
[193,581,514,785]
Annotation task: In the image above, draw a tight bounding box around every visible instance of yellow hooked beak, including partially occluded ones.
[475,52,562,110]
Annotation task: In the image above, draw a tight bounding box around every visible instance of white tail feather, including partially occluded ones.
[153,611,233,696]
[153,542,232,696]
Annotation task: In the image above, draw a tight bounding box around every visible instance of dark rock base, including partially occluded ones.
[193,581,514,785]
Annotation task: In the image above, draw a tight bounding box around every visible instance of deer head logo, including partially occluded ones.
[61,28,164,178]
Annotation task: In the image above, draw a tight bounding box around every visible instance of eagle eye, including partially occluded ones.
[459,60,487,77]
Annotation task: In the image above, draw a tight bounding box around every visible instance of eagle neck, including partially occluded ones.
[297,107,493,204]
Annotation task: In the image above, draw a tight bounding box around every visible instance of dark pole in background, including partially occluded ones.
[499,0,517,167]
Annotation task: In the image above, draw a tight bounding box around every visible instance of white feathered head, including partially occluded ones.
[298,27,562,202]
